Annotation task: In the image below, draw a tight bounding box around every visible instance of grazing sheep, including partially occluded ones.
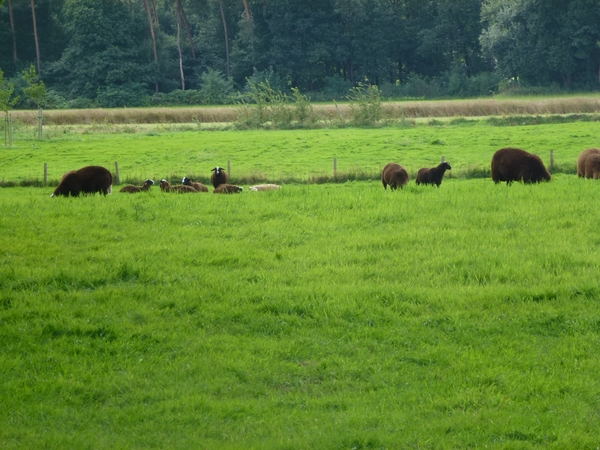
[213,184,243,194]
[248,184,281,191]
[577,148,600,179]
[159,179,197,193]
[52,165,113,197]
[381,163,409,190]
[119,179,155,193]
[182,176,209,192]
[416,161,452,187]
[491,148,551,184]
[210,166,229,189]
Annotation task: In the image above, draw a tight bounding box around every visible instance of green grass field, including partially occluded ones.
[2,119,600,185]
[2,172,600,447]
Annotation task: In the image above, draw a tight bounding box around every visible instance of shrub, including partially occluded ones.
[347,82,382,127]
[96,82,150,108]
[199,69,234,105]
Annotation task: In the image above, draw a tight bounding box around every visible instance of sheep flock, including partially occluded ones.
[51,147,599,198]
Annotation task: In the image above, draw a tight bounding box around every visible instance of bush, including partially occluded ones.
[199,69,234,105]
[96,82,150,108]
[347,82,382,127]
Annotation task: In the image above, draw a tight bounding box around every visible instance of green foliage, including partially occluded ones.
[236,80,315,129]
[2,178,600,447]
[96,82,150,108]
[0,68,19,114]
[21,65,47,109]
[199,68,234,105]
[347,82,382,126]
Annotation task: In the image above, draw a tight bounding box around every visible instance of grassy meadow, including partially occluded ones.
[2,109,600,448]
[2,175,600,448]
[2,119,600,186]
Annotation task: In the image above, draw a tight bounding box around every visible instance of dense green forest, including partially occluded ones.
[1,0,600,108]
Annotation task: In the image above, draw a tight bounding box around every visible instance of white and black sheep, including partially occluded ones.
[119,179,155,193]
[182,176,209,192]
[210,166,229,189]
[213,183,243,194]
[159,179,198,193]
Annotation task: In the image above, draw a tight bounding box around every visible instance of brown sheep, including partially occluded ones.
[213,184,243,194]
[577,148,600,179]
[119,179,155,193]
[210,166,229,189]
[159,179,198,193]
[416,161,452,187]
[182,176,209,192]
[52,166,113,197]
[491,148,551,185]
[381,163,409,190]
[248,184,281,191]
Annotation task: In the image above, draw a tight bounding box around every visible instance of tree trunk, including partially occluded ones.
[176,0,196,60]
[219,0,231,78]
[144,0,159,92]
[176,6,185,90]
[30,0,41,75]
[242,0,251,20]
[8,0,17,62]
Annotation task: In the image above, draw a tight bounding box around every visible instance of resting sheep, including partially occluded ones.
[416,161,452,187]
[577,148,600,179]
[381,163,409,190]
[248,184,281,191]
[213,184,243,194]
[119,179,154,193]
[210,166,228,189]
[52,165,113,197]
[491,148,551,184]
[159,179,197,193]
[182,176,209,192]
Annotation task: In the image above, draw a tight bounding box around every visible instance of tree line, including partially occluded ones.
[1,0,600,109]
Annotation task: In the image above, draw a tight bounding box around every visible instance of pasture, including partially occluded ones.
[1,120,599,186]
[2,118,600,448]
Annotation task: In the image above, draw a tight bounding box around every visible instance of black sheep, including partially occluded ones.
[213,184,243,194]
[381,163,409,190]
[182,176,209,192]
[52,166,113,197]
[210,167,228,189]
[416,161,452,187]
[119,179,154,193]
[577,148,600,179]
[491,148,551,185]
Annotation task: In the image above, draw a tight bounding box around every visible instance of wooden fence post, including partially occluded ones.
[114,161,121,184]
[8,114,12,147]
[334,157,337,178]
[442,155,446,163]
[38,108,43,140]
[44,163,48,186]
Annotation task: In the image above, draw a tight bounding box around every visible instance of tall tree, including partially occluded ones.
[8,0,17,62]
[30,0,41,74]
[218,0,231,77]
[144,0,159,92]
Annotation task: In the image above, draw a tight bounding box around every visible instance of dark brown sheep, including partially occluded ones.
[416,161,452,187]
[159,179,197,193]
[577,148,600,179]
[182,176,209,192]
[381,163,409,190]
[119,179,154,193]
[213,184,243,194]
[52,166,113,197]
[491,148,551,185]
[210,166,229,189]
